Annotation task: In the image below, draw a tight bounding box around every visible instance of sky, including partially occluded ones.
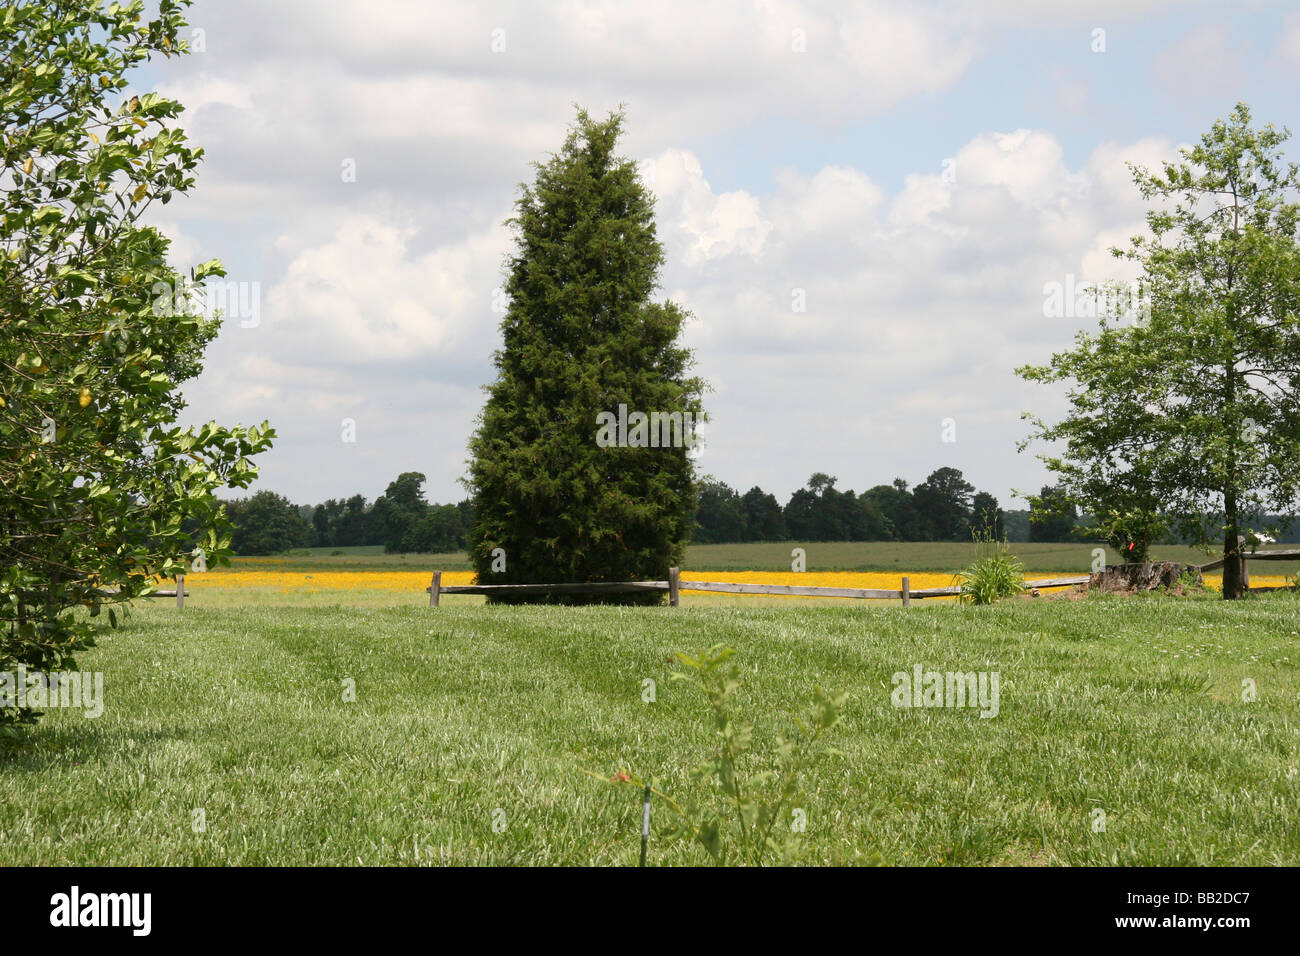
[136,0,1300,509]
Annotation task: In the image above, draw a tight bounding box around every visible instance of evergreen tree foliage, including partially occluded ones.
[467,108,705,603]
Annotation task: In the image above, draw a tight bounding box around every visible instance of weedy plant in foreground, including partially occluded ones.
[956,526,1026,605]
[597,644,847,866]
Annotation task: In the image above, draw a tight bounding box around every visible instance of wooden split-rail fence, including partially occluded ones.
[104,546,1300,609]
[1198,546,1300,592]
[95,574,190,608]
[427,567,1089,607]
[428,546,1300,607]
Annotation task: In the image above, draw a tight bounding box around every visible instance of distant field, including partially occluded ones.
[180,541,1297,610]
[229,546,474,572]
[679,541,1267,574]
[232,541,1300,577]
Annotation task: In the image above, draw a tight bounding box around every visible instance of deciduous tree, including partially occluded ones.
[1,0,272,725]
[1020,104,1300,598]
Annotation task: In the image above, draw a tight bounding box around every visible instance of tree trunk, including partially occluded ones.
[1220,179,1245,602]
[1222,497,1243,600]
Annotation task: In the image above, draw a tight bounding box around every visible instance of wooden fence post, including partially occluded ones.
[176,574,184,610]
[668,567,680,607]
[430,571,441,607]
[901,576,910,608]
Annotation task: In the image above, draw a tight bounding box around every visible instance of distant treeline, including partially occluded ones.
[697,469,1008,544]
[223,472,474,556]
[219,467,1034,556]
[696,472,1298,546]
[220,467,1299,556]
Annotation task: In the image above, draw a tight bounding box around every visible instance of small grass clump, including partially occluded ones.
[957,529,1027,605]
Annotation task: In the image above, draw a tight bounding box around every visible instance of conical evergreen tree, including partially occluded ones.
[467,108,705,604]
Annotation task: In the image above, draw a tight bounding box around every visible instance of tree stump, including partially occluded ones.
[1087,562,1201,592]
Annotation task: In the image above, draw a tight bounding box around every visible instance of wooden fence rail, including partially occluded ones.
[95,574,188,608]
[83,550,1300,611]
[1197,548,1300,573]
[427,567,1093,607]
[427,549,1300,606]
[1199,545,1300,591]
[68,547,1300,613]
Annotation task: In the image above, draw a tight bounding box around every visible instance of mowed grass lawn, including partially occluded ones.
[2,594,1298,865]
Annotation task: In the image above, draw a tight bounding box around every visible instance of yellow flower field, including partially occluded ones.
[184,570,459,592]
[178,568,1289,595]
[682,570,960,590]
